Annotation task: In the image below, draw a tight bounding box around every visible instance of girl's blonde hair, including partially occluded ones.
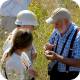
[1,29,33,70]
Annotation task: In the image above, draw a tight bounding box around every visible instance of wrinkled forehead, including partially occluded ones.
[55,19,63,24]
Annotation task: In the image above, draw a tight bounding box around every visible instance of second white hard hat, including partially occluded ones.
[15,10,38,26]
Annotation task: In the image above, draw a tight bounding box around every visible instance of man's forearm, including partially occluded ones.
[56,54,80,67]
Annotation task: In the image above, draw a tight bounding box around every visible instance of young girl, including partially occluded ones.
[1,29,38,80]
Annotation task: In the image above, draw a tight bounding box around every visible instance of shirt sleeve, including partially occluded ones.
[13,0,32,5]
[3,29,16,54]
[3,35,12,54]
[73,31,80,59]
[31,43,35,54]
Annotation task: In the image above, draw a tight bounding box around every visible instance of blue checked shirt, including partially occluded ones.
[49,22,80,72]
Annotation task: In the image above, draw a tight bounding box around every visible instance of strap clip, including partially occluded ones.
[66,71,68,73]
[69,48,73,50]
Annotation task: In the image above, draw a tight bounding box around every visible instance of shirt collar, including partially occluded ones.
[12,28,17,37]
[13,53,21,59]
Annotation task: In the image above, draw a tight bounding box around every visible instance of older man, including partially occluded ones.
[44,8,80,80]
[0,0,32,39]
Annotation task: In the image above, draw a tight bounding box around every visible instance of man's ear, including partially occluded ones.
[64,19,71,28]
[64,19,69,24]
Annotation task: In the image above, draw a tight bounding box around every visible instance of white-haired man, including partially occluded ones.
[44,8,80,80]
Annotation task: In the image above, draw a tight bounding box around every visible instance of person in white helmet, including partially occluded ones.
[2,10,38,80]
[0,0,32,39]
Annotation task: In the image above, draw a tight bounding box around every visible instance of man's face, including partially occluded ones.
[54,19,67,35]
[20,25,35,32]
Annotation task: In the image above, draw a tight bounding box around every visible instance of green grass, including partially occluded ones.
[0,0,80,80]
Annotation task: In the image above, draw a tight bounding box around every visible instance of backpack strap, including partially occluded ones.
[4,67,8,79]
[66,28,80,73]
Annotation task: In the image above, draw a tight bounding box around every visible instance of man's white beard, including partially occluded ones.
[57,21,67,34]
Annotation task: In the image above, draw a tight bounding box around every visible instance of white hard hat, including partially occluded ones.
[15,10,38,26]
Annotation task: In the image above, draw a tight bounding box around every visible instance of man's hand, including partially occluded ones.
[28,69,39,78]
[44,50,57,60]
[43,43,56,50]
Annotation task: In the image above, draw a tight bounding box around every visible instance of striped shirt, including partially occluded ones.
[49,22,80,72]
